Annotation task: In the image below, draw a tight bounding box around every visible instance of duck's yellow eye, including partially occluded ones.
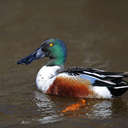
[49,43,54,47]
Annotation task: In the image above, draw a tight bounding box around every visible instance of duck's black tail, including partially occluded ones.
[108,72,128,97]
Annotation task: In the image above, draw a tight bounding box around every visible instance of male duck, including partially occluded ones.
[17,38,128,99]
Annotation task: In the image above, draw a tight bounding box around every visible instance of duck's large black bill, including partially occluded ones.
[17,48,45,65]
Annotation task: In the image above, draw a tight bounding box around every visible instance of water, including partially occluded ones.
[1,0,128,127]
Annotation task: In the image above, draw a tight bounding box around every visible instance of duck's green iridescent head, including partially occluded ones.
[17,38,67,66]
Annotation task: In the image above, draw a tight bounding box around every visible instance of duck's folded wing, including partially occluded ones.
[59,67,128,87]
[62,67,128,79]
[84,68,128,80]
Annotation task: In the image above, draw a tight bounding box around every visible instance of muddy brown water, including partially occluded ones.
[1,0,128,127]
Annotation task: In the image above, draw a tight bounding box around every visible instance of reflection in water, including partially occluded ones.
[34,91,63,124]
[61,99,112,119]
[87,100,112,119]
[20,91,128,126]
[33,91,113,124]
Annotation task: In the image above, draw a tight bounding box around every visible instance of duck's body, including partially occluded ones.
[17,38,128,99]
[35,65,128,99]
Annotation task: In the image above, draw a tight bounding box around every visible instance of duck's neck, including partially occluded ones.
[47,57,66,66]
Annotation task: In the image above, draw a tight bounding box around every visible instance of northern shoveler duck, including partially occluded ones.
[17,38,128,99]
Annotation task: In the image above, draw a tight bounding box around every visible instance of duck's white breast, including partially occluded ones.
[36,66,61,93]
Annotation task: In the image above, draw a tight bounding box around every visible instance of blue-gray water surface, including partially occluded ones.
[1,0,128,128]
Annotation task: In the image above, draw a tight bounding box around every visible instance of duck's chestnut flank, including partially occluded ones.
[47,77,93,98]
